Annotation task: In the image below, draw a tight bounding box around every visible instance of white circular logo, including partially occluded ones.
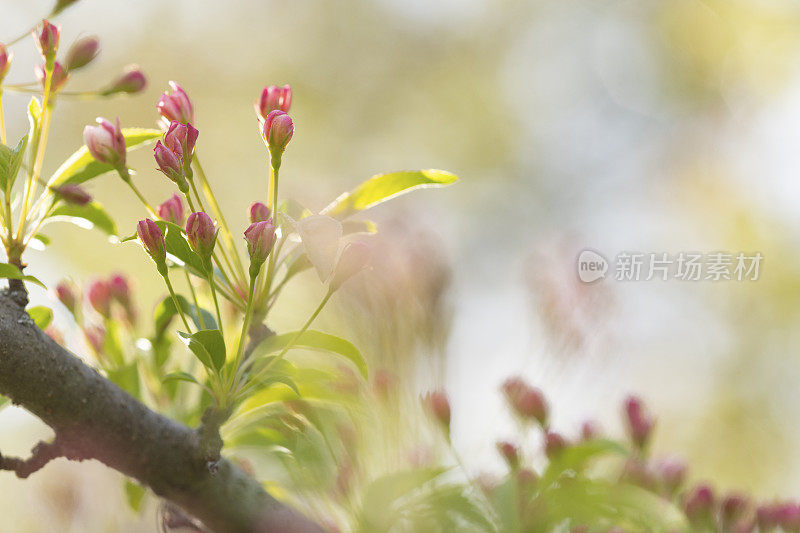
[577,249,608,283]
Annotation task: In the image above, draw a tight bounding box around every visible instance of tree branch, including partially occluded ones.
[0,289,324,533]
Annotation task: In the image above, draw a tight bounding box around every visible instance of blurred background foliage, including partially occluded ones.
[2,0,800,530]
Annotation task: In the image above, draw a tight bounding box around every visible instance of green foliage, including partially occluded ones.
[123,480,146,513]
[0,136,27,193]
[27,306,53,329]
[178,329,226,372]
[46,201,118,236]
[252,330,367,379]
[0,263,45,288]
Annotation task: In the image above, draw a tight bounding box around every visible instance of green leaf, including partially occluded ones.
[0,395,8,412]
[162,221,206,274]
[162,371,201,386]
[178,329,226,372]
[27,98,41,146]
[358,468,447,532]
[0,136,27,192]
[27,306,53,329]
[46,201,118,236]
[48,128,162,187]
[124,480,146,513]
[0,263,45,288]
[154,294,217,338]
[253,330,367,379]
[322,170,458,219]
[541,438,627,487]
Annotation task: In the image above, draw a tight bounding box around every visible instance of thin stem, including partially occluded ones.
[228,275,257,394]
[208,272,224,331]
[184,191,197,213]
[123,176,157,218]
[0,90,6,145]
[184,270,206,330]
[189,180,206,213]
[263,163,280,304]
[163,273,192,333]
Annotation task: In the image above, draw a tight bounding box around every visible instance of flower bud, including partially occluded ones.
[137,219,167,273]
[85,324,105,354]
[64,36,99,71]
[186,211,217,264]
[580,420,600,441]
[164,121,198,171]
[655,456,686,496]
[501,377,548,426]
[87,279,112,318]
[35,61,69,92]
[157,81,194,126]
[55,281,78,314]
[262,110,294,157]
[157,194,185,225]
[109,273,136,325]
[496,441,520,469]
[330,241,370,290]
[83,117,126,168]
[721,493,751,530]
[154,141,188,192]
[51,184,92,206]
[244,220,276,276]
[249,202,271,224]
[624,395,654,451]
[34,20,59,62]
[255,84,292,119]
[423,391,451,432]
[544,431,567,458]
[101,64,146,95]
[683,484,716,528]
[0,44,12,83]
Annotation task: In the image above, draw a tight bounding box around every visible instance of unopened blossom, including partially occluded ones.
[51,184,92,206]
[544,431,567,458]
[55,281,78,314]
[157,81,194,126]
[423,391,451,432]
[163,121,198,171]
[683,484,716,528]
[244,219,276,276]
[655,456,687,496]
[0,44,12,83]
[157,194,185,225]
[83,117,126,168]
[137,219,167,272]
[36,61,69,92]
[496,441,520,469]
[624,396,654,450]
[64,36,99,71]
[109,273,136,324]
[330,241,370,290]
[501,377,548,426]
[255,84,292,119]
[85,325,105,354]
[186,212,217,264]
[249,202,271,224]
[34,20,59,62]
[261,110,294,156]
[154,141,188,192]
[87,279,112,318]
[102,65,146,95]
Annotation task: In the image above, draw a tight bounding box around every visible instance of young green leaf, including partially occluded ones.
[45,201,118,236]
[0,263,45,288]
[27,306,53,329]
[322,169,458,219]
[162,371,201,386]
[154,294,217,338]
[0,136,27,192]
[178,329,226,372]
[123,480,146,513]
[253,330,367,379]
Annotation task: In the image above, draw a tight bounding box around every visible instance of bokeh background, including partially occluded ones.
[2,0,800,530]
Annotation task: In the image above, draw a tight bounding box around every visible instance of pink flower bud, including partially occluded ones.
[83,117,126,168]
[101,64,146,95]
[137,219,167,269]
[244,220,276,275]
[108,274,131,306]
[544,431,567,458]
[423,390,451,431]
[157,81,194,126]
[0,44,12,83]
[154,141,188,192]
[330,241,370,290]
[624,395,654,450]
[683,484,716,527]
[580,420,600,441]
[255,84,292,119]
[64,36,99,71]
[164,121,198,169]
[157,194,185,225]
[249,202,271,223]
[87,279,112,318]
[35,61,69,92]
[85,325,105,354]
[51,184,92,206]
[186,211,217,262]
[501,377,548,426]
[55,281,78,314]
[34,20,59,61]
[496,440,520,469]
[721,493,751,529]
[655,456,686,496]
[262,110,294,155]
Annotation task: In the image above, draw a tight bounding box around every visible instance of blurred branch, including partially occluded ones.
[0,290,323,533]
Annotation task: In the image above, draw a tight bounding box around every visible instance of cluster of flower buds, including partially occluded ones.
[501,377,548,426]
[0,44,12,83]
[757,501,800,531]
[157,81,194,127]
[496,440,520,470]
[186,211,217,271]
[423,390,451,435]
[623,395,654,451]
[101,65,146,96]
[64,36,99,71]
[256,84,292,119]
[83,117,127,171]
[137,219,167,276]
[244,219,276,278]
[50,184,92,206]
[85,274,136,324]
[154,121,198,193]
[35,61,69,92]
[157,194,185,225]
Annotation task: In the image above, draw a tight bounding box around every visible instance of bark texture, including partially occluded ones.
[0,289,323,533]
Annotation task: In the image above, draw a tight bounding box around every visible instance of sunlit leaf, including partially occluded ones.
[0,263,45,288]
[178,329,226,372]
[27,306,53,329]
[252,330,367,379]
[541,439,627,487]
[154,294,217,339]
[45,201,118,236]
[358,468,448,531]
[162,371,201,386]
[0,135,27,192]
[322,169,458,219]
[124,480,146,513]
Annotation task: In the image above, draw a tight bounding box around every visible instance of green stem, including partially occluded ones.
[184,270,206,329]
[162,273,192,333]
[121,171,157,217]
[263,163,280,304]
[0,90,6,145]
[229,275,257,392]
[208,272,224,331]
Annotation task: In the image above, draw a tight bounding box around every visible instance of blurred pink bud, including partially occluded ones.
[330,241,370,290]
[64,36,99,71]
[624,395,654,450]
[774,502,800,531]
[244,220,276,275]
[256,84,292,119]
[55,281,78,314]
[34,20,60,61]
[655,456,687,496]
[0,44,12,82]
[683,484,716,527]
[102,64,146,95]
[721,493,751,529]
[423,390,451,431]
[621,458,658,491]
[249,202,271,224]
[157,194,185,225]
[137,219,167,268]
[262,110,294,155]
[154,141,188,192]
[51,184,92,206]
[87,279,112,318]
[496,440,520,469]
[580,420,600,441]
[83,117,126,167]
[157,81,194,126]
[501,377,548,425]
[186,211,217,262]
[35,61,69,92]
[85,325,105,354]
[544,431,567,458]
[108,274,131,306]
[164,121,198,169]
